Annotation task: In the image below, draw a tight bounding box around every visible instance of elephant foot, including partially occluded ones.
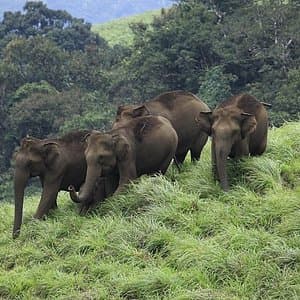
[79,204,90,216]
[12,229,21,239]
[173,157,182,171]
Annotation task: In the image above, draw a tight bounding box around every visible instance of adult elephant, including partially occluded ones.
[12,130,103,238]
[69,115,178,205]
[196,94,270,191]
[113,90,209,164]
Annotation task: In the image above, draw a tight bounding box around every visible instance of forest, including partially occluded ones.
[0,0,299,199]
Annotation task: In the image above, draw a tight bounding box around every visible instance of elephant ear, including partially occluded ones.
[132,105,150,118]
[117,105,127,116]
[81,133,91,143]
[114,136,130,161]
[241,113,257,139]
[41,142,60,168]
[20,136,40,149]
[195,111,213,135]
[81,130,99,145]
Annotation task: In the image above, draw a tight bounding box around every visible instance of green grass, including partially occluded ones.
[92,10,161,46]
[1,122,300,299]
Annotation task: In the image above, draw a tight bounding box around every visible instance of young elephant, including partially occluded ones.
[69,115,178,205]
[12,130,103,238]
[113,90,209,164]
[196,94,270,191]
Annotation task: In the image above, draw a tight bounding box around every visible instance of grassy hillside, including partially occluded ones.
[0,122,300,299]
[92,10,161,46]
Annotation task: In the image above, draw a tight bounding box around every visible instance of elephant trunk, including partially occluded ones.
[214,142,231,192]
[13,168,30,238]
[68,185,81,203]
[69,166,101,204]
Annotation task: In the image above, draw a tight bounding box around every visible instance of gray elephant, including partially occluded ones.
[69,115,178,204]
[196,94,270,191]
[113,90,209,164]
[12,130,103,238]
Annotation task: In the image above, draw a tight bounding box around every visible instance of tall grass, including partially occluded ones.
[0,122,299,299]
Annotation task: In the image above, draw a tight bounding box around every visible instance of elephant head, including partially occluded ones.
[196,107,257,191]
[69,131,131,204]
[13,137,60,238]
[113,104,150,129]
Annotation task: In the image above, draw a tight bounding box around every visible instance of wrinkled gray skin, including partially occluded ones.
[196,94,269,191]
[113,90,209,164]
[12,131,103,239]
[69,115,178,205]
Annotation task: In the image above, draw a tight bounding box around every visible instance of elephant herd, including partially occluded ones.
[12,90,270,238]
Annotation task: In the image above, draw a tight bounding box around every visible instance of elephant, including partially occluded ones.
[113,90,209,164]
[12,130,103,238]
[68,115,178,205]
[196,94,270,191]
[68,174,119,211]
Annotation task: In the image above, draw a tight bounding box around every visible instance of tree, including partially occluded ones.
[2,89,115,171]
[2,36,69,91]
[198,66,237,108]
[273,68,300,125]
[217,1,300,92]
[111,1,221,102]
[0,1,107,52]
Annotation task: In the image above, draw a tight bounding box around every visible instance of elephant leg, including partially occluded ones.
[250,138,267,156]
[93,177,106,203]
[79,204,89,216]
[256,140,267,155]
[160,156,174,174]
[190,134,208,162]
[234,140,249,158]
[105,174,119,197]
[173,157,181,171]
[34,180,60,219]
[50,199,58,210]
[175,151,188,164]
[115,161,137,195]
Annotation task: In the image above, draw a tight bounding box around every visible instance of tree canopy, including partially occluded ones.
[0,0,299,176]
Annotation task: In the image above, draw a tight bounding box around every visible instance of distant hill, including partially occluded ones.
[92,10,161,46]
[0,0,173,24]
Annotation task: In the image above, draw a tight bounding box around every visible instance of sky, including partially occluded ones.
[0,0,174,23]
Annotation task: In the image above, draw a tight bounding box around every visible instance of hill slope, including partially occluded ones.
[92,10,161,46]
[0,122,299,299]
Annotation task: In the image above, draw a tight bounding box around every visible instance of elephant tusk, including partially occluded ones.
[241,112,253,117]
[261,102,272,108]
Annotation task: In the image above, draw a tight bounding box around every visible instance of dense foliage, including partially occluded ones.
[0,122,299,299]
[0,0,299,190]
[110,0,300,117]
